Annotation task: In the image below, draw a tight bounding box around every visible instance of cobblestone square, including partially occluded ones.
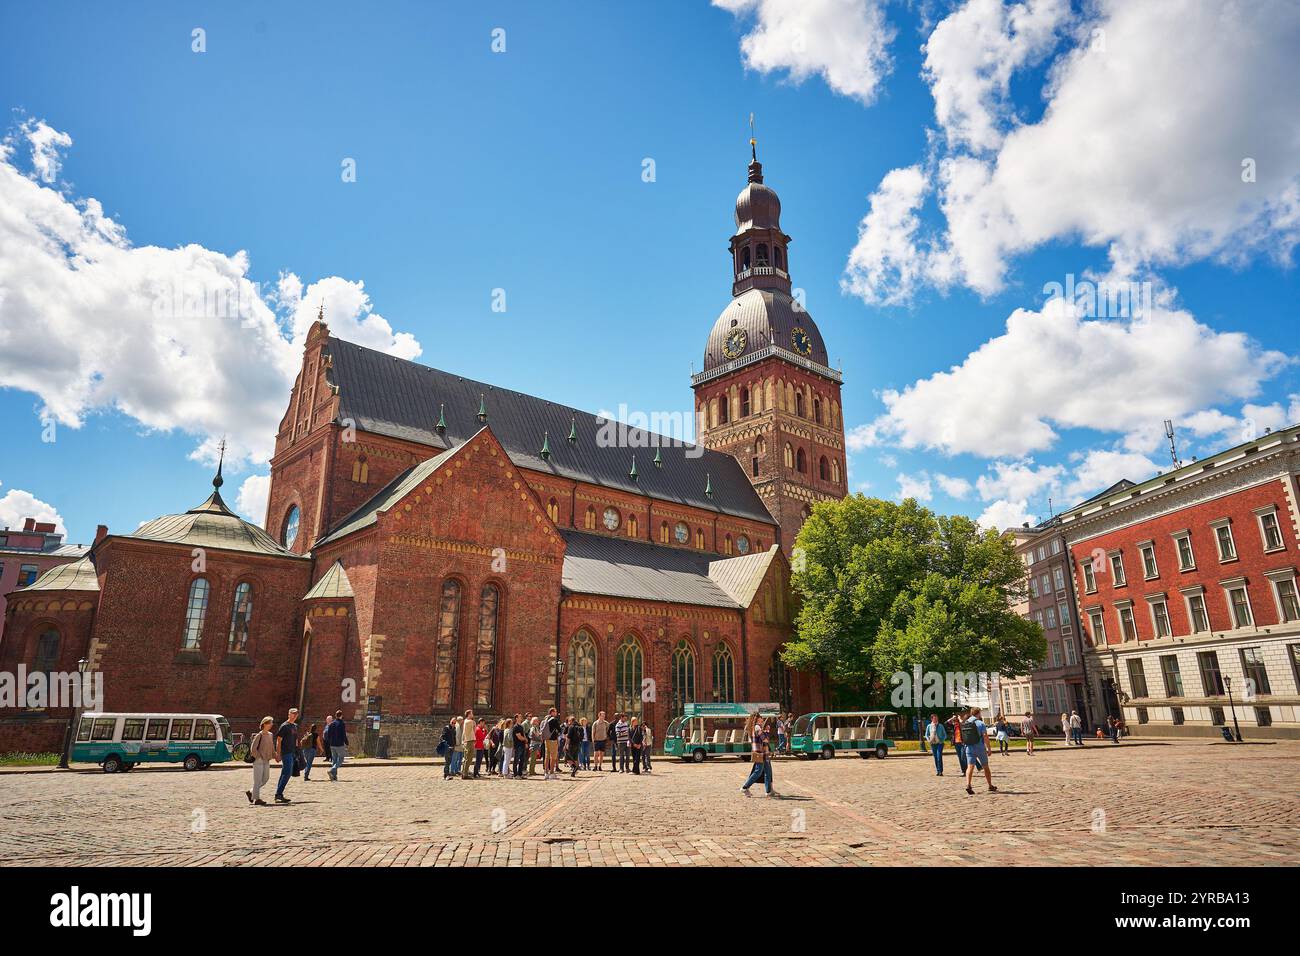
[1,740,1296,867]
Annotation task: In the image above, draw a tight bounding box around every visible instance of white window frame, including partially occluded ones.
[1264,568,1300,624]
[1221,577,1253,630]
[1081,558,1097,594]
[1064,637,1078,666]
[1053,567,1066,592]
[1172,530,1196,571]
[1086,608,1107,646]
[1052,538,1062,555]
[1050,642,1062,668]
[1029,576,1039,598]
[1180,585,1209,634]
[1109,550,1127,586]
[1058,601,1071,628]
[1046,606,1058,629]
[1115,600,1138,642]
[1145,594,1172,639]
[1254,506,1286,553]
[1138,540,1159,580]
[1211,518,1237,563]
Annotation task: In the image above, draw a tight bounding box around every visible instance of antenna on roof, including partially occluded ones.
[1047,496,1053,518]
[213,437,227,489]
[749,112,757,162]
[1164,419,1183,469]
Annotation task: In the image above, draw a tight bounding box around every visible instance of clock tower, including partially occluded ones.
[692,146,847,556]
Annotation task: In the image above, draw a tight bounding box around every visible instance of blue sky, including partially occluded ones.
[1,0,1297,544]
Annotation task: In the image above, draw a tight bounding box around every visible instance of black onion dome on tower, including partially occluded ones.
[734,159,782,232]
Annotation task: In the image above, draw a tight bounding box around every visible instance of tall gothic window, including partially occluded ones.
[547,497,559,522]
[756,243,769,267]
[695,528,705,550]
[227,582,254,653]
[712,644,736,702]
[33,627,60,675]
[813,398,822,424]
[819,456,830,481]
[774,245,785,270]
[795,392,805,417]
[671,639,696,718]
[719,394,729,423]
[433,579,461,707]
[585,506,596,530]
[796,447,808,473]
[724,534,733,555]
[741,387,750,417]
[615,634,644,719]
[182,577,209,650]
[567,630,597,719]
[475,584,500,708]
[769,649,793,712]
[660,521,670,543]
[628,514,638,537]
[742,246,751,270]
[784,443,794,469]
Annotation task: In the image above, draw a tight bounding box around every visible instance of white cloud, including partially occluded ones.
[934,473,972,498]
[975,459,1062,502]
[0,119,421,469]
[713,0,895,104]
[235,473,271,526]
[922,0,1068,153]
[1059,447,1160,502]
[843,0,1300,302]
[977,498,1036,531]
[860,295,1288,459]
[895,471,933,502]
[0,483,67,537]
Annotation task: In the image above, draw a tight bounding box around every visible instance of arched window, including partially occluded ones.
[774,246,785,270]
[282,505,301,549]
[584,505,596,530]
[351,457,369,483]
[741,387,750,417]
[769,649,793,712]
[33,627,60,675]
[671,639,696,718]
[182,577,209,650]
[784,443,794,469]
[724,534,733,555]
[627,514,638,537]
[813,398,822,424]
[819,456,830,481]
[712,644,736,703]
[615,635,645,719]
[695,528,705,549]
[742,246,751,270]
[795,392,805,417]
[475,584,499,708]
[755,436,766,456]
[756,243,769,267]
[547,497,559,522]
[227,582,254,653]
[433,579,461,707]
[567,630,597,719]
[796,447,807,473]
[832,459,841,483]
[719,394,729,424]
[660,521,669,544]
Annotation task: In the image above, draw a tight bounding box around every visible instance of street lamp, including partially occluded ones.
[1223,675,1243,742]
[554,657,565,711]
[58,657,90,770]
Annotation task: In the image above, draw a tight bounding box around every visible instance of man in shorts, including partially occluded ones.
[591,711,609,771]
[961,707,997,795]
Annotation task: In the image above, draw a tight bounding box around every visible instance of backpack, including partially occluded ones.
[960,717,982,745]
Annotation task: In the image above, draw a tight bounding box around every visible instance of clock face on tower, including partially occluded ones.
[791,326,812,357]
[723,328,747,359]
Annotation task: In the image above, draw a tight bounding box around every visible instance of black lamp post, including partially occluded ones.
[57,657,90,770]
[554,657,565,712]
[1223,675,1243,742]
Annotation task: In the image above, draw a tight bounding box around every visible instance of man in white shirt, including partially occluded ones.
[1069,711,1082,746]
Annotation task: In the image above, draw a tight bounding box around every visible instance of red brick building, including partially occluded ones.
[0,153,838,755]
[0,518,88,642]
[1059,426,1300,739]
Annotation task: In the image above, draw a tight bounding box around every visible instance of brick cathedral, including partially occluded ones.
[1,151,847,755]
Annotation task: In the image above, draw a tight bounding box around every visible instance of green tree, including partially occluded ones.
[785,495,1044,700]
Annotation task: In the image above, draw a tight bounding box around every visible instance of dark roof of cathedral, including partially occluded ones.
[559,530,778,609]
[325,337,775,525]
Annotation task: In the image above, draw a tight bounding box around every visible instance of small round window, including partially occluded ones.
[674,522,689,544]
[736,535,750,555]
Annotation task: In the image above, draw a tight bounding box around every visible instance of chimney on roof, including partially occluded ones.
[23,518,35,531]
[94,524,108,545]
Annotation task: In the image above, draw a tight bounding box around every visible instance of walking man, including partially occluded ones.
[946,708,969,776]
[324,709,348,781]
[961,707,997,796]
[273,707,300,804]
[461,709,476,779]
[543,708,562,779]
[925,713,946,776]
[1021,711,1037,755]
[1069,710,1083,746]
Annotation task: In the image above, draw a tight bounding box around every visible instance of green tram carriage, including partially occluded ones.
[790,711,897,760]
[663,702,780,762]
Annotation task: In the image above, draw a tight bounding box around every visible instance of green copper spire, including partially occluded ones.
[567,414,577,443]
[540,431,551,461]
[436,403,447,432]
[477,393,487,423]
[629,455,638,482]
[653,446,662,468]
[705,472,713,498]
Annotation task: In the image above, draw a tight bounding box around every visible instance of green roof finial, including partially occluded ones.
[705,472,713,498]
[653,446,662,468]
[540,431,551,461]
[477,393,487,423]
[567,414,577,443]
[436,403,447,432]
[629,455,638,482]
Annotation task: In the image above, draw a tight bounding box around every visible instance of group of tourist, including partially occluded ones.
[246,707,350,806]
[922,708,1005,795]
[437,708,656,781]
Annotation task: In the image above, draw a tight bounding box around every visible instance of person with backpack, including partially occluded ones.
[299,722,322,781]
[924,713,947,776]
[961,707,997,796]
[440,718,458,779]
[323,710,348,781]
[1021,712,1037,755]
[543,708,562,779]
[246,716,277,806]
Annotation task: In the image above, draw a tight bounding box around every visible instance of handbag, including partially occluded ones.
[436,739,448,757]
